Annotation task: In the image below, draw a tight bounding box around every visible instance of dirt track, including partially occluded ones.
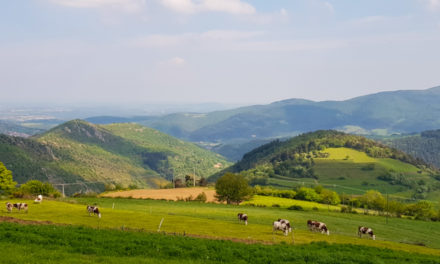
[101,187,218,202]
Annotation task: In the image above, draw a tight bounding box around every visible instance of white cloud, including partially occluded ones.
[159,0,256,15]
[323,1,334,13]
[170,57,185,65]
[280,8,288,17]
[49,0,146,13]
[425,0,440,11]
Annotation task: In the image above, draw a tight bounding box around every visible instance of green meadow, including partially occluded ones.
[269,147,438,198]
[1,197,440,258]
[1,222,440,264]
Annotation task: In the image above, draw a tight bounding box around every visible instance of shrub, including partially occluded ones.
[295,187,320,202]
[287,205,304,211]
[194,192,207,202]
[18,180,61,198]
[272,204,280,207]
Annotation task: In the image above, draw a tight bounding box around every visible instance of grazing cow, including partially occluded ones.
[358,226,375,240]
[307,220,329,235]
[34,195,43,203]
[237,213,248,225]
[307,220,317,231]
[87,205,101,218]
[11,203,28,212]
[6,202,13,212]
[273,219,292,236]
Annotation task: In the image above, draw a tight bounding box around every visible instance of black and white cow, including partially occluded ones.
[9,202,28,212]
[307,220,329,235]
[273,219,292,236]
[237,213,248,225]
[87,205,101,218]
[358,226,375,240]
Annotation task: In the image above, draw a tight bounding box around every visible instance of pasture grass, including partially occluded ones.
[270,147,435,197]
[1,197,440,257]
[1,222,440,264]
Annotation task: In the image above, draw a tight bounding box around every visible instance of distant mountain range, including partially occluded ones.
[0,120,230,195]
[0,120,45,137]
[84,86,440,145]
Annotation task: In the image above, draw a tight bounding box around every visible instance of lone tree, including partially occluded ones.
[215,173,252,204]
[0,162,16,195]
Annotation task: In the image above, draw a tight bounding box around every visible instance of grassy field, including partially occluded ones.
[269,147,437,198]
[1,197,440,257]
[1,222,440,264]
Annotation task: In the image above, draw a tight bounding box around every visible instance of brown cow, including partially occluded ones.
[237,213,248,225]
[358,226,375,240]
[87,205,101,218]
[307,220,329,235]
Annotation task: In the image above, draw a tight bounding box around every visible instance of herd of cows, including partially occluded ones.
[238,213,376,240]
[4,197,375,241]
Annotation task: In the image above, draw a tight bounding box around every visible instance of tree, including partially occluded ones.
[361,190,386,211]
[320,189,341,205]
[215,173,252,204]
[295,187,320,202]
[0,162,16,195]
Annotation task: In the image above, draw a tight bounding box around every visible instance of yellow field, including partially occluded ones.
[101,187,218,202]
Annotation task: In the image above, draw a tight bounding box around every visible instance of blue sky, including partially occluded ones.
[1,0,440,104]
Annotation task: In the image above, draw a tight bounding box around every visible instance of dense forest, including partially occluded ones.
[383,129,440,169]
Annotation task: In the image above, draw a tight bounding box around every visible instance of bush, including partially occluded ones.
[287,205,304,211]
[194,192,207,202]
[272,204,280,207]
[295,187,320,202]
[18,180,61,198]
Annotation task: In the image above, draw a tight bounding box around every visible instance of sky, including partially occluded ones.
[1,0,440,105]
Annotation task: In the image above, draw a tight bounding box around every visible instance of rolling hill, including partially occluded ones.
[214,130,440,199]
[0,120,230,194]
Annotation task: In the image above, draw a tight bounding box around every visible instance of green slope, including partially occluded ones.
[217,130,440,199]
[0,120,230,194]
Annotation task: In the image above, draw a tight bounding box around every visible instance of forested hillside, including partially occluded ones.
[382,129,440,169]
[0,120,229,194]
[214,130,440,199]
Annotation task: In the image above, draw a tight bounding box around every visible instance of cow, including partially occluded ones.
[358,226,375,240]
[273,219,292,236]
[307,220,317,231]
[7,202,28,212]
[34,195,43,203]
[237,213,248,225]
[5,202,13,212]
[307,220,329,235]
[87,205,101,218]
